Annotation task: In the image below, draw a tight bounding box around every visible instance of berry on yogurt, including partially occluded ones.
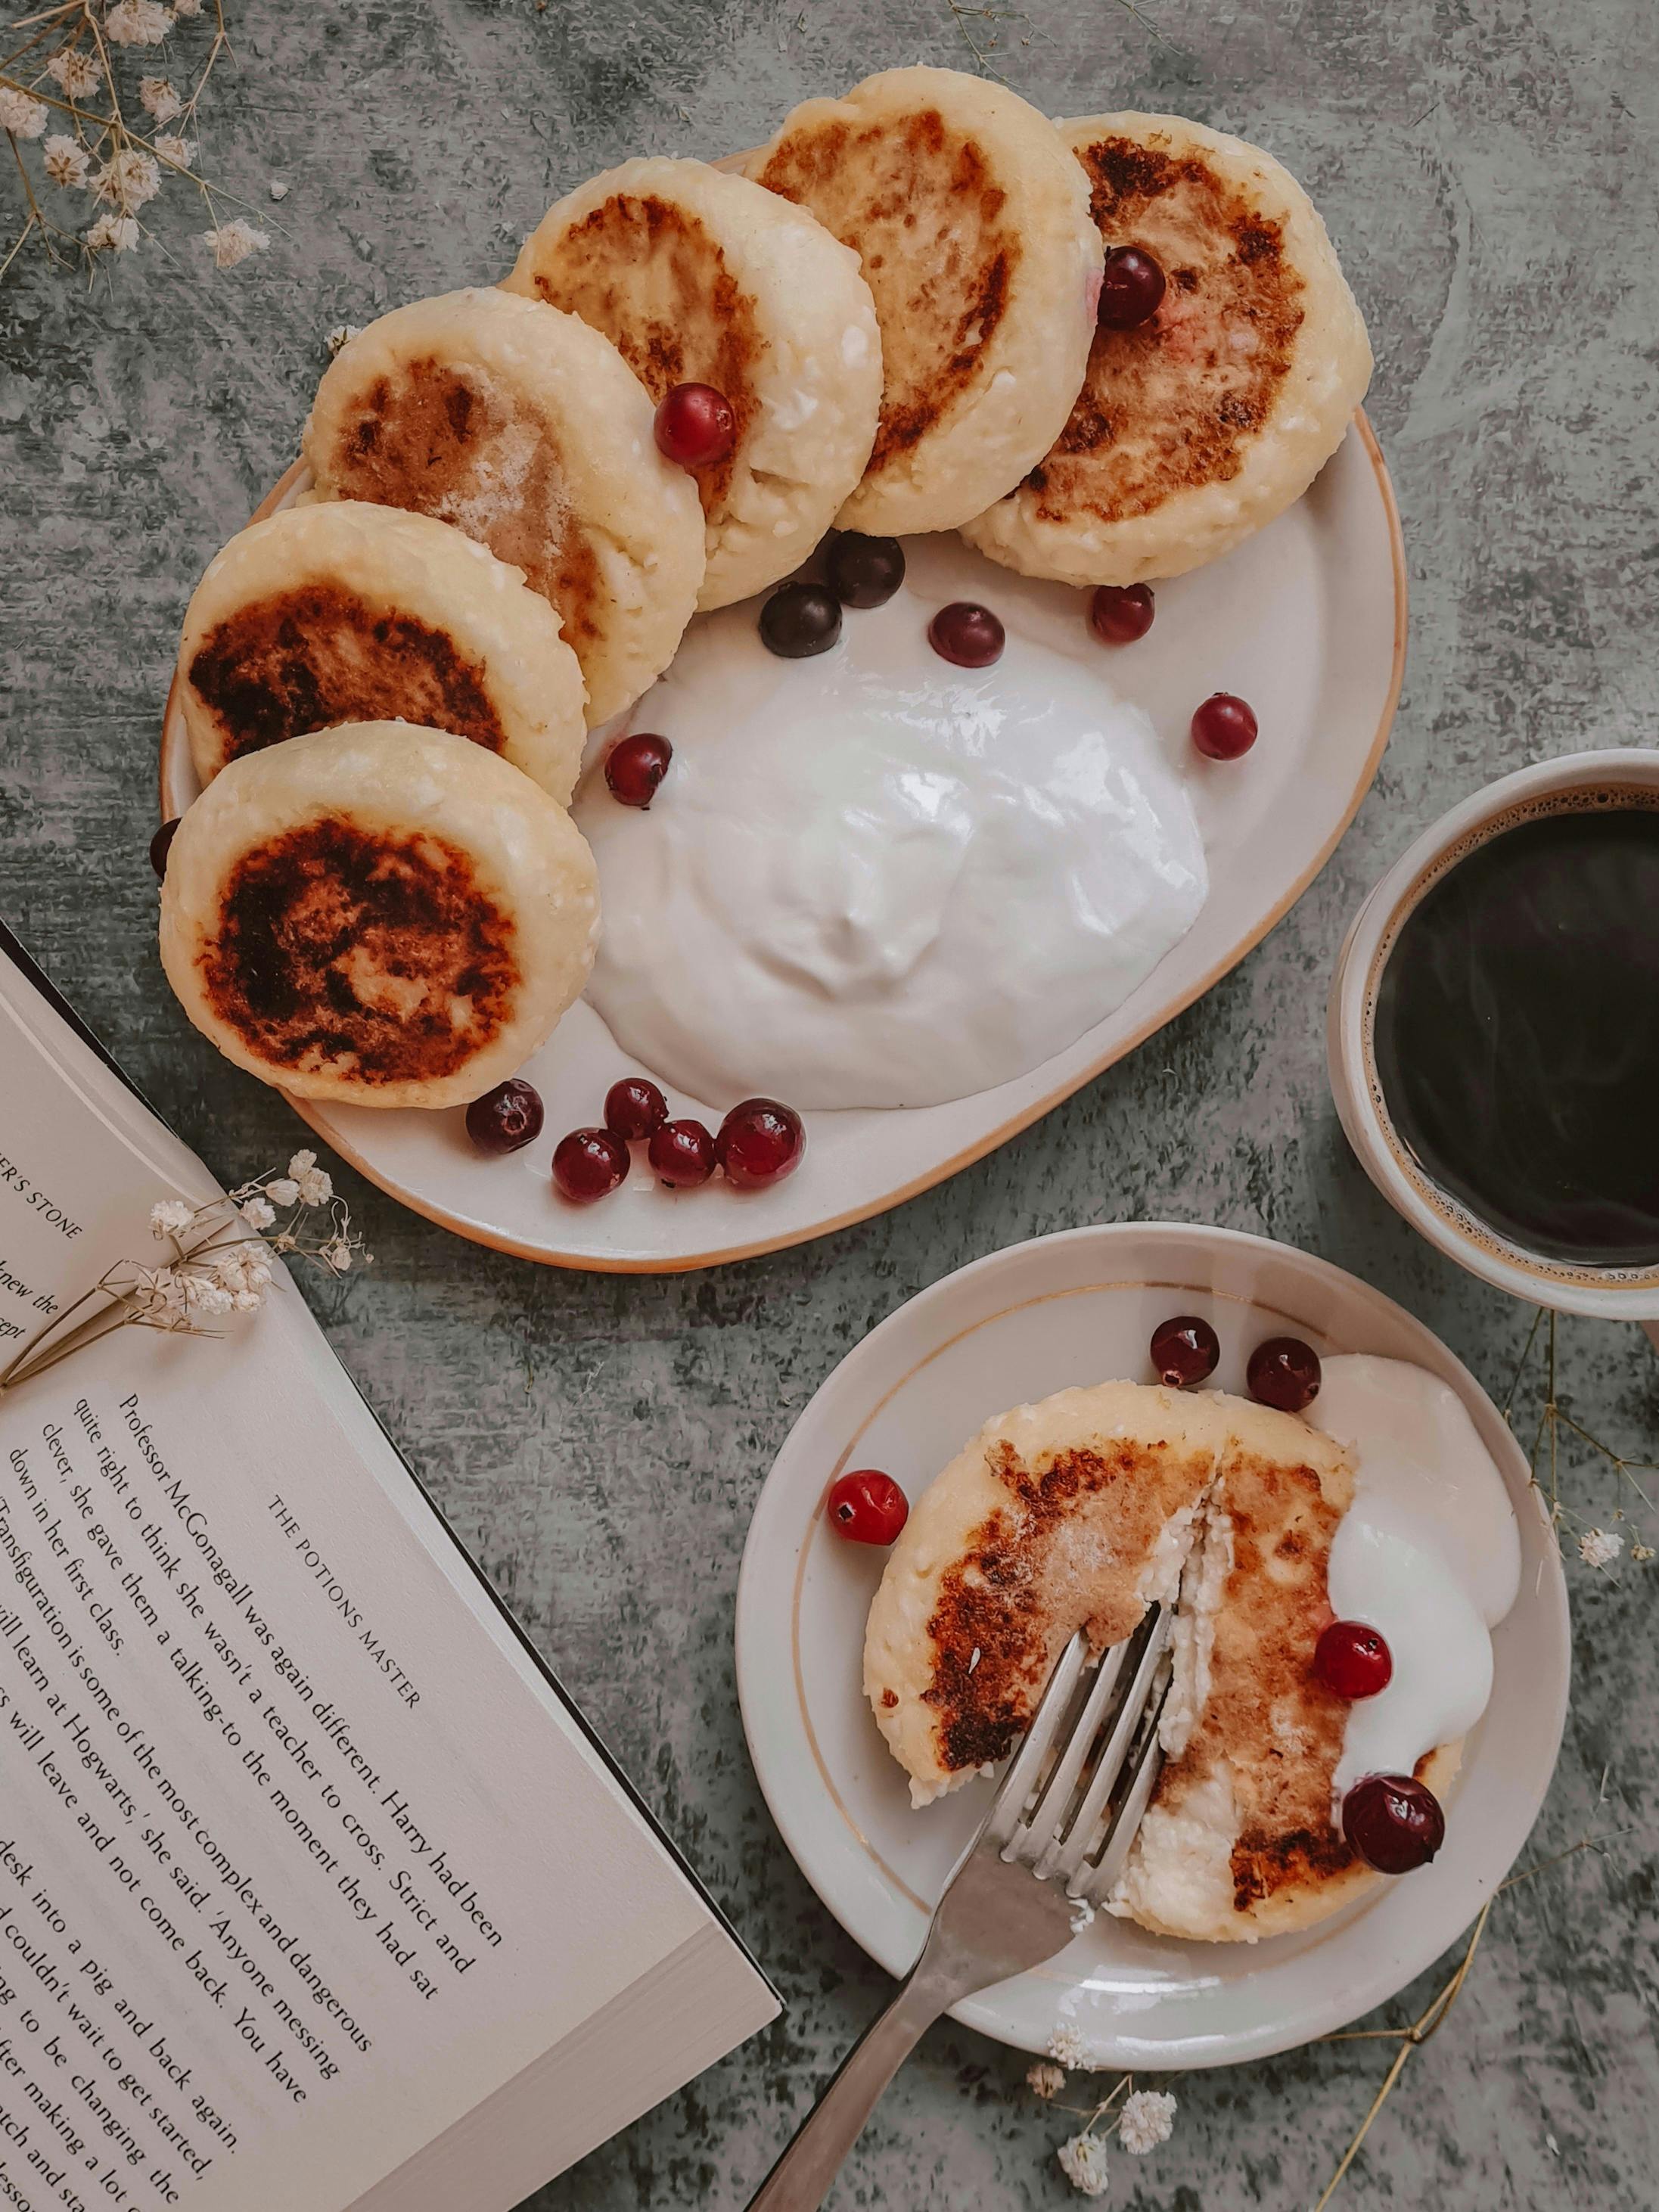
[927,601,1005,668]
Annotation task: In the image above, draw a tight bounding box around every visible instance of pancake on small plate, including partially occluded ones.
[961,113,1372,587]
[303,287,704,725]
[747,64,1102,536]
[865,1379,1445,1943]
[177,503,588,803]
[505,156,881,611]
[160,722,598,1111]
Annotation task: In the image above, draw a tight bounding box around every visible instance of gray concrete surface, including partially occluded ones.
[4,1,1657,2204]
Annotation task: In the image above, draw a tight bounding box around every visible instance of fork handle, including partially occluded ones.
[743,1977,944,2211]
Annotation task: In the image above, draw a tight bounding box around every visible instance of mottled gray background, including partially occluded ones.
[3,1,1657,2204]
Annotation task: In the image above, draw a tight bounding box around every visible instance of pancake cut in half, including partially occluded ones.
[159,722,598,1111]
[865,1379,1447,1942]
[747,65,1102,536]
[178,503,588,803]
[303,287,704,724]
[961,113,1373,586]
[506,157,882,610]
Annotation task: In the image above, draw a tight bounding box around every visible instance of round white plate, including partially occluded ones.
[160,422,1403,1274]
[734,1222,1568,2066]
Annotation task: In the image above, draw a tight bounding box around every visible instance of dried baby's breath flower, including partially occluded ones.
[1578,1527,1622,1570]
[268,178,288,200]
[1057,2132,1111,2198]
[201,216,269,269]
[154,133,195,169]
[287,1149,332,1205]
[42,135,92,188]
[239,1194,276,1230]
[151,1198,195,1238]
[1117,2089,1176,2155]
[138,75,184,122]
[1049,2024,1092,2069]
[1633,1542,1655,1564]
[46,48,104,98]
[0,88,50,139]
[95,148,162,210]
[326,322,363,356]
[86,210,140,252]
[105,0,176,48]
[1026,2061,1067,2100]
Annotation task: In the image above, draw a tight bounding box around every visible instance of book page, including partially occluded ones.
[0,973,764,2212]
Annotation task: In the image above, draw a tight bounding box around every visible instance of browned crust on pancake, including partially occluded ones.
[1024,134,1306,526]
[188,583,506,761]
[755,107,1021,474]
[316,356,603,649]
[199,816,520,1086]
[1152,1440,1356,1913]
[923,1436,1210,1776]
[524,193,763,513]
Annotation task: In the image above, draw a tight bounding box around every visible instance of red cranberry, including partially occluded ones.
[648,1117,717,1188]
[716,1097,805,1189]
[1150,1315,1220,1390]
[1315,1621,1393,1700]
[927,602,1005,668]
[826,1470,909,1546]
[604,1076,669,1141]
[1098,246,1167,330]
[606,732,673,807]
[1089,583,1155,646]
[150,818,181,880]
[654,381,735,470]
[1191,693,1259,760]
[1341,1774,1445,1875]
[551,1127,629,1204]
[465,1078,544,1156]
[760,583,841,659]
[1246,1336,1322,1412]
[825,533,905,609]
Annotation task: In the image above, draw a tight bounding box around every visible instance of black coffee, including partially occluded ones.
[1372,800,1659,1269]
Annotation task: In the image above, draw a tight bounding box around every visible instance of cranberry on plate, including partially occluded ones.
[716,1098,805,1189]
[760,583,842,659]
[1341,1773,1445,1874]
[1315,1620,1393,1700]
[648,1117,718,1188]
[1089,583,1155,646]
[654,382,735,470]
[604,1076,669,1142]
[927,601,1005,668]
[1097,245,1167,331]
[1150,1315,1219,1389]
[1246,1335,1322,1412]
[606,732,673,808]
[465,1078,544,1156]
[551,1127,629,1204]
[827,1469,909,1546]
[1191,692,1259,760]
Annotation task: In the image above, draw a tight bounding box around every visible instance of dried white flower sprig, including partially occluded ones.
[1502,1309,1657,1575]
[1030,2062,1179,2197]
[0,1151,368,1396]
[0,0,269,283]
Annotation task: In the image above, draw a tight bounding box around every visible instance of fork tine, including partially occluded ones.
[1074,1696,1170,1905]
[1011,1614,1152,1871]
[981,1628,1089,1851]
[1049,1605,1175,1888]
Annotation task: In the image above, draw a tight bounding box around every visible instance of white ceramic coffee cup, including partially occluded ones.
[1328,747,1659,1332]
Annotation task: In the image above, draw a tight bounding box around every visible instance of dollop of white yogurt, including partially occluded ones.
[575,539,1207,1110]
[1310,1356,1521,1815]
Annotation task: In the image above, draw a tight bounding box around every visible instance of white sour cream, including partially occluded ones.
[574,538,1207,1110]
[1310,1355,1521,1814]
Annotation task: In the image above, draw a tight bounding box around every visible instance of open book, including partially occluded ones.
[0,927,777,2212]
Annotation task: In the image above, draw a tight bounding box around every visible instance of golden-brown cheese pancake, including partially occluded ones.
[506,157,881,611]
[961,113,1372,586]
[178,503,587,803]
[159,722,598,1110]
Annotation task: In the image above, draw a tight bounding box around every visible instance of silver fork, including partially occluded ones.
[744,1605,1176,2212]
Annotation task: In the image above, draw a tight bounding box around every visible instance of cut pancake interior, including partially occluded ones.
[159,722,598,1111]
[865,1380,1443,1943]
[747,65,1102,536]
[962,112,1373,587]
[178,502,588,803]
[303,287,704,725]
[506,157,881,611]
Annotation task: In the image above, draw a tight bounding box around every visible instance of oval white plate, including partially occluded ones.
[734,1222,1568,2065]
[160,421,1403,1273]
